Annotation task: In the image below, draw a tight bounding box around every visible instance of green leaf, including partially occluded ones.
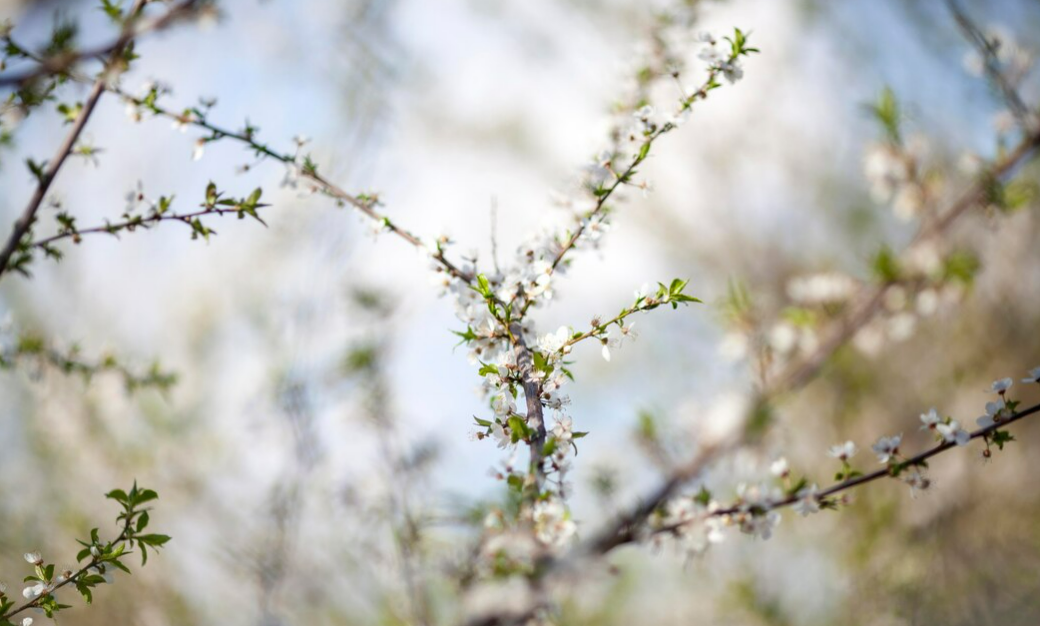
[76,582,93,605]
[532,351,554,376]
[872,245,901,283]
[694,486,712,507]
[942,250,980,286]
[507,416,528,443]
[205,182,218,206]
[506,474,523,492]
[787,477,808,497]
[865,86,901,143]
[245,187,262,207]
[26,158,48,182]
[104,542,126,560]
[451,326,478,345]
[637,410,657,443]
[133,489,158,506]
[99,0,124,22]
[992,430,1015,450]
[474,274,492,298]
[136,534,171,547]
[106,559,132,575]
[637,141,651,161]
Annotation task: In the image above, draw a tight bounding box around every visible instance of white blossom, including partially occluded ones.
[1023,366,1040,384]
[962,50,985,77]
[902,468,931,498]
[990,377,1013,394]
[863,142,908,204]
[124,180,152,213]
[531,499,576,549]
[669,105,692,126]
[976,399,1008,429]
[718,331,749,361]
[872,434,902,464]
[737,509,781,540]
[886,313,916,342]
[919,408,942,431]
[698,45,722,65]
[993,109,1016,134]
[769,457,789,478]
[490,422,512,449]
[634,104,655,120]
[171,112,193,132]
[768,322,798,355]
[552,415,573,442]
[827,441,857,462]
[793,485,820,517]
[936,419,970,446]
[786,272,856,304]
[720,59,744,84]
[125,100,143,122]
[21,581,47,600]
[490,394,516,419]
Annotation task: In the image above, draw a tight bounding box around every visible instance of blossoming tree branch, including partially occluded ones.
[0,0,1038,625]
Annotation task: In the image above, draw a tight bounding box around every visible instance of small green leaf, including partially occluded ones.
[507,416,528,443]
[872,245,901,283]
[76,582,93,605]
[992,430,1015,450]
[637,141,651,161]
[694,486,712,507]
[133,489,158,506]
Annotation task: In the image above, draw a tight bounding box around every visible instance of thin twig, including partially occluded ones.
[764,126,1040,398]
[946,0,1032,127]
[490,195,501,275]
[29,205,262,249]
[109,87,476,286]
[0,0,202,88]
[643,400,1040,544]
[0,0,151,280]
[581,442,723,556]
[2,528,130,620]
[517,66,725,317]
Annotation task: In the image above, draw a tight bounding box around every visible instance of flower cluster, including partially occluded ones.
[450,25,757,554]
[0,484,169,624]
[716,72,1036,385]
[862,133,931,222]
[649,370,1039,557]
